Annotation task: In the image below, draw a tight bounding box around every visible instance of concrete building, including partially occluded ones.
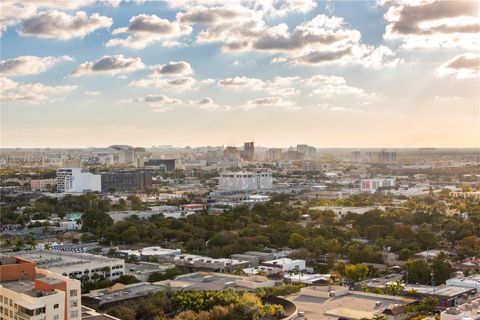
[286,285,415,320]
[440,299,480,320]
[30,179,57,192]
[155,272,275,292]
[82,282,166,311]
[13,250,124,282]
[361,178,396,193]
[446,274,480,292]
[260,258,306,272]
[297,144,316,160]
[144,159,176,171]
[56,168,101,193]
[241,142,254,161]
[172,254,250,273]
[100,169,157,192]
[266,148,282,161]
[0,256,81,320]
[219,172,273,192]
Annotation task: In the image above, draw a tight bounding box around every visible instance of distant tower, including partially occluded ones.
[242,142,254,161]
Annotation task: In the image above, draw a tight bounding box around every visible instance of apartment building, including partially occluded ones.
[219,172,273,192]
[0,256,81,320]
[56,168,101,193]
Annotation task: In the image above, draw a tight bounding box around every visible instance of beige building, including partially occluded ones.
[0,256,81,320]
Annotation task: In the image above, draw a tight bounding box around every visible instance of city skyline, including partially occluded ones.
[1,0,479,148]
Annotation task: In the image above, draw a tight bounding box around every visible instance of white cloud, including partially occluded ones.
[19,10,112,40]
[70,55,145,77]
[218,76,265,88]
[0,55,72,76]
[436,53,480,79]
[382,0,480,49]
[0,77,77,104]
[85,90,102,96]
[304,74,367,97]
[153,61,193,76]
[106,14,191,49]
[129,76,197,91]
[243,96,298,110]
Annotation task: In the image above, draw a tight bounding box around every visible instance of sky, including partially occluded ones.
[0,0,479,148]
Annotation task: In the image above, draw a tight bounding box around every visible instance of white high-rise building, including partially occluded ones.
[219,172,273,192]
[56,168,101,193]
[360,178,396,193]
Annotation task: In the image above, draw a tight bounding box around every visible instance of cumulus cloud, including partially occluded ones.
[243,96,297,110]
[0,55,72,76]
[218,76,265,88]
[129,77,196,91]
[70,55,145,77]
[436,53,480,79]
[304,74,367,97]
[106,14,191,49]
[0,77,77,104]
[167,0,316,18]
[19,10,112,40]
[153,61,193,76]
[382,0,480,49]
[185,9,398,67]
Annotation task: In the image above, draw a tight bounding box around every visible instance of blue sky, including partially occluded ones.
[1,0,478,148]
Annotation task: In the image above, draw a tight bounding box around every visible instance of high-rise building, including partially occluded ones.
[297,144,316,160]
[219,172,272,192]
[0,256,81,320]
[350,151,397,164]
[241,142,255,161]
[56,168,101,193]
[224,146,240,160]
[360,178,396,193]
[266,148,282,161]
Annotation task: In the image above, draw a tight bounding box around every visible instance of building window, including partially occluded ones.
[70,310,79,318]
[54,304,59,309]
[70,300,78,307]
[54,315,59,320]
[70,289,78,297]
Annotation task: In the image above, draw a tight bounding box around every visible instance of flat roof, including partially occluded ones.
[286,290,414,320]
[12,250,123,274]
[84,282,165,305]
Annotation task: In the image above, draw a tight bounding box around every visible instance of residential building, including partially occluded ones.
[219,172,273,192]
[241,142,254,161]
[0,256,81,320]
[13,250,124,282]
[56,168,101,193]
[360,178,396,193]
[30,179,57,192]
[172,254,250,273]
[144,159,176,171]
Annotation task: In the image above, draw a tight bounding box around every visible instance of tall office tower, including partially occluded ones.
[266,148,283,161]
[241,142,255,161]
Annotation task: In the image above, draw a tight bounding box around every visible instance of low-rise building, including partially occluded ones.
[260,258,306,272]
[30,179,57,192]
[82,282,166,311]
[286,285,415,320]
[440,299,480,320]
[155,272,275,292]
[13,250,125,282]
[172,254,250,273]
